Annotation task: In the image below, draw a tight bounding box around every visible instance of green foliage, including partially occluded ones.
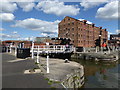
[41,64,44,66]
[35,62,39,64]
[45,78,49,81]
[50,87,56,90]
[45,78,61,86]
[48,81,52,85]
[73,75,79,80]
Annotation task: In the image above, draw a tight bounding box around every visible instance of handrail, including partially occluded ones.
[32,45,74,52]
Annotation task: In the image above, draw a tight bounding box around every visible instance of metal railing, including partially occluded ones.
[31,45,74,53]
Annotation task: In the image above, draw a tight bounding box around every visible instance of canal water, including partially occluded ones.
[72,59,119,88]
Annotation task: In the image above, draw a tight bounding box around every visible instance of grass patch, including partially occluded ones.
[35,62,39,64]
[41,64,44,66]
[48,81,52,85]
[50,87,56,89]
[45,78,49,81]
[53,81,61,84]
[45,78,61,86]
[33,67,39,69]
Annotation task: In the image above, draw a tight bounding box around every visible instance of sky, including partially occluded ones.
[0,0,120,41]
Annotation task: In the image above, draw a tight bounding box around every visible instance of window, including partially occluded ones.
[68,18,70,20]
[59,26,60,28]
[72,28,74,31]
[72,34,74,37]
[72,22,74,25]
[68,23,70,25]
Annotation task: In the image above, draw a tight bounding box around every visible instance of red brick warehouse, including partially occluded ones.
[58,16,108,48]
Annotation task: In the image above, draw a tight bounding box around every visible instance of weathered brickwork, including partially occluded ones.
[58,16,108,47]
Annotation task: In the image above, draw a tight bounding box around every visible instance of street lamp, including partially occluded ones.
[99,34,102,51]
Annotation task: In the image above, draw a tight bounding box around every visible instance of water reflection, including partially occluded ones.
[72,59,119,88]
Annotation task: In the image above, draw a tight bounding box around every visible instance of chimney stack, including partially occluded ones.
[83,20,87,24]
[99,27,102,29]
[92,23,95,27]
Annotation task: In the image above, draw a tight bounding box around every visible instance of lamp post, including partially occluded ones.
[31,37,35,59]
[99,34,101,51]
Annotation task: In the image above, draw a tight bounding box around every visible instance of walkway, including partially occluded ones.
[2,53,50,88]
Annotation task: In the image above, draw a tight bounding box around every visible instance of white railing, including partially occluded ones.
[31,45,74,53]
[31,44,74,74]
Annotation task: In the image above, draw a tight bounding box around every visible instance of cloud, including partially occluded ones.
[78,18,92,24]
[18,36,34,41]
[11,18,60,36]
[0,33,11,38]
[0,13,15,22]
[40,32,57,37]
[36,0,80,16]
[0,0,18,13]
[1,0,36,12]
[0,33,20,39]
[80,0,109,10]
[15,0,35,12]
[40,33,48,37]
[96,1,119,19]
[108,32,113,39]
[12,31,18,34]
[116,30,120,33]
[0,28,5,31]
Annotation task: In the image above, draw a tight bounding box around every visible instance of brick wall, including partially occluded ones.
[58,16,108,47]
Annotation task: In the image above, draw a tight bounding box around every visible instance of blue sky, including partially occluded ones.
[0,0,119,41]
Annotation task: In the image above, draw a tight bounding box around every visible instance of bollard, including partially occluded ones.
[46,52,49,73]
[32,41,34,59]
[6,46,8,53]
[15,46,17,56]
[95,47,97,53]
[64,59,69,63]
[36,46,40,64]
[36,54,39,63]
[10,45,12,53]
[83,47,85,52]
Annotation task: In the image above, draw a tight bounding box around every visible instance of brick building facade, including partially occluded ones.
[109,33,120,47]
[58,16,108,47]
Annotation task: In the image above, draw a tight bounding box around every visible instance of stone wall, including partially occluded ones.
[62,66,84,88]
